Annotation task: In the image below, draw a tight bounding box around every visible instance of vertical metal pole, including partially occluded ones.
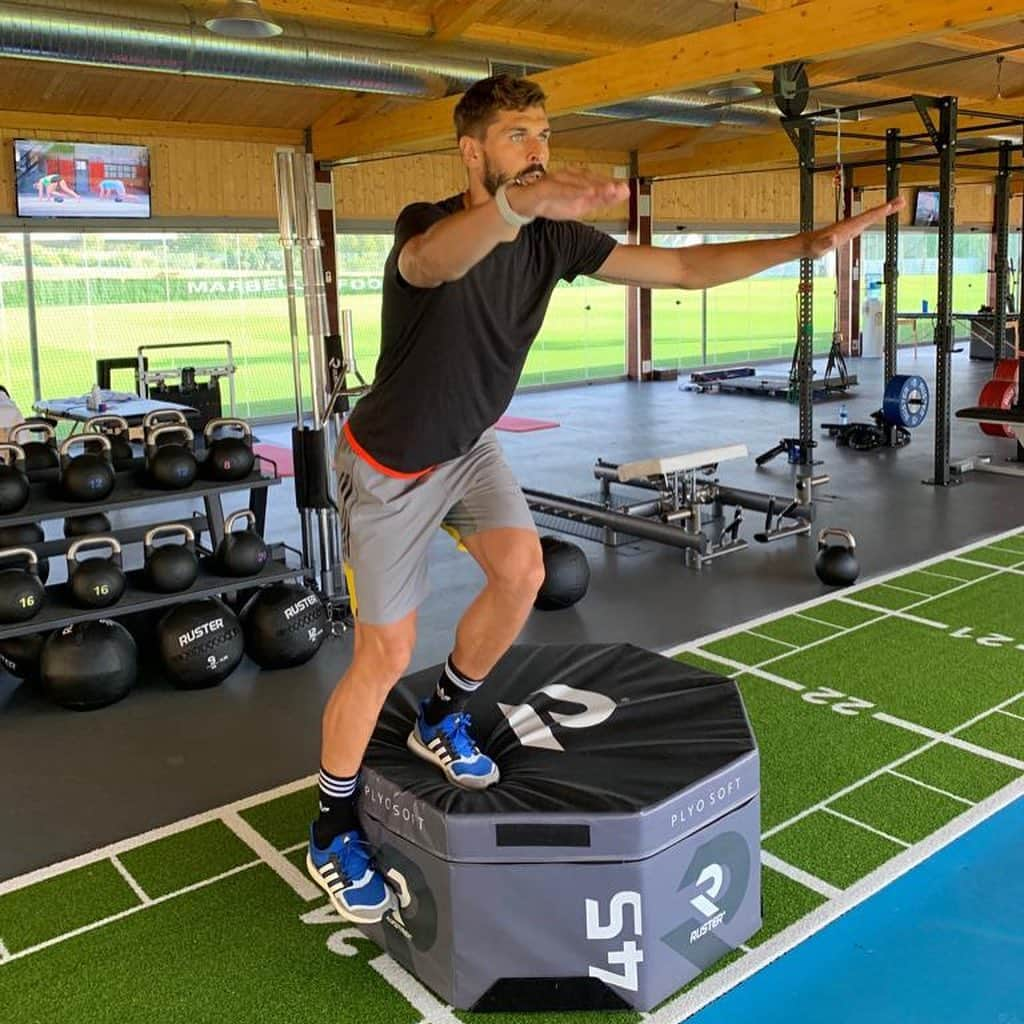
[797,124,815,465]
[993,141,1011,361]
[22,233,41,403]
[928,98,957,487]
[883,129,900,389]
[700,285,708,366]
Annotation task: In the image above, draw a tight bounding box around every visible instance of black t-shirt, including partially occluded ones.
[346,193,618,474]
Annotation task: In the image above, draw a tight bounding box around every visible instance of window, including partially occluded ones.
[0,234,32,411]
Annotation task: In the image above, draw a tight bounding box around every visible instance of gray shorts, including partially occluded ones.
[335,428,537,624]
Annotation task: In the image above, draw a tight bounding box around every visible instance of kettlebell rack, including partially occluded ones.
[0,460,301,643]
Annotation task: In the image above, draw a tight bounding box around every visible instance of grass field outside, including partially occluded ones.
[0,274,986,420]
[1,526,1022,1024]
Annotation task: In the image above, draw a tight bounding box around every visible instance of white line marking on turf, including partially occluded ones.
[954,556,1024,576]
[795,613,843,631]
[760,852,842,900]
[747,631,799,649]
[1,860,261,963]
[997,709,1024,722]
[646,776,1024,1024]
[221,810,321,902]
[369,955,464,1024]
[0,939,9,963]
[917,568,975,583]
[0,773,318,899]
[873,713,1024,770]
[886,770,975,806]
[109,855,151,905]
[820,808,910,848]
[877,583,934,598]
[739,944,753,954]
[838,600,949,629]
[689,649,805,691]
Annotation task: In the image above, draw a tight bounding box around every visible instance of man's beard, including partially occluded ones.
[482,158,545,196]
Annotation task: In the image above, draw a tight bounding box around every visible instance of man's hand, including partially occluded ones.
[507,167,630,221]
[804,197,906,258]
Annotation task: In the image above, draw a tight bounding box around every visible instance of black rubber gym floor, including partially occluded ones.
[2,346,1022,881]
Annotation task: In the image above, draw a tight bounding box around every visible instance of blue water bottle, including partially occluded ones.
[839,403,849,425]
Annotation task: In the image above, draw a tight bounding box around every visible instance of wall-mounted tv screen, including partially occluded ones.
[14,139,151,219]
[913,188,940,228]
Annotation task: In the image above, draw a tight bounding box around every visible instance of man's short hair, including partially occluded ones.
[454,74,547,141]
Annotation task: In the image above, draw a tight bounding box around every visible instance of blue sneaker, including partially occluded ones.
[407,701,500,789]
[305,826,395,924]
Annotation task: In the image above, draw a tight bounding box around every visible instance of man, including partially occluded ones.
[34,173,80,202]
[306,74,902,923]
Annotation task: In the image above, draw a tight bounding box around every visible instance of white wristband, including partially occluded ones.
[494,182,534,227]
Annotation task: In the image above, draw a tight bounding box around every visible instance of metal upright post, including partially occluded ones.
[796,124,815,465]
[928,98,957,486]
[993,141,1011,361]
[883,129,900,390]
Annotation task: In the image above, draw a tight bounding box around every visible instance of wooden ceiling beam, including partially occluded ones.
[313,0,1024,161]
[939,32,1024,64]
[429,0,504,43]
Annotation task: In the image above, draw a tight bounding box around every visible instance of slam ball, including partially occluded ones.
[40,620,137,710]
[534,535,591,611]
[158,598,244,690]
[241,583,327,669]
[815,527,860,587]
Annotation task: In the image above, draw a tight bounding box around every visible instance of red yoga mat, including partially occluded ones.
[494,415,560,432]
[254,442,295,478]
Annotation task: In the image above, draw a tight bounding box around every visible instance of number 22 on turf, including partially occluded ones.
[801,687,875,716]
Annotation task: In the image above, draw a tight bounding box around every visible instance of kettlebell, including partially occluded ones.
[64,512,112,538]
[146,425,198,490]
[143,409,188,433]
[144,524,199,593]
[67,536,126,609]
[215,510,269,578]
[203,418,255,482]
[60,434,115,502]
[85,415,135,471]
[11,422,59,482]
[0,547,45,623]
[0,523,48,584]
[815,527,860,587]
[0,443,30,514]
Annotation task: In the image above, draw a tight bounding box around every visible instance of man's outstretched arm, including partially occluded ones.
[592,198,905,290]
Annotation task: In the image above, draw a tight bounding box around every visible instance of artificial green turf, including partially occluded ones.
[896,743,1022,803]
[0,860,140,954]
[829,773,967,844]
[953,713,1024,762]
[744,614,839,648]
[0,865,417,1024]
[954,546,1024,569]
[920,558,996,582]
[733,674,922,830]
[841,584,922,611]
[763,811,904,889]
[239,785,318,851]
[674,651,739,677]
[118,821,255,900]
[791,601,880,630]
[702,632,797,667]
[888,570,966,598]
[748,866,827,948]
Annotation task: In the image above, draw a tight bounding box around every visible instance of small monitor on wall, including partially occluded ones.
[13,139,152,219]
[913,188,940,228]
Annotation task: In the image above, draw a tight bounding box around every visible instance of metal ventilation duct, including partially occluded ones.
[0,1,782,127]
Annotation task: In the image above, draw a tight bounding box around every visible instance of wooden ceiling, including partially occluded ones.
[4,0,1024,176]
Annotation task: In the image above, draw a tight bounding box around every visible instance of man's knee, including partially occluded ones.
[354,620,416,687]
[488,535,545,597]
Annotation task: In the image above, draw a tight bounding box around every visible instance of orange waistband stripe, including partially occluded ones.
[343,421,434,480]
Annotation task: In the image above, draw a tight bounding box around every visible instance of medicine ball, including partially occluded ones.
[0,632,47,686]
[157,598,244,690]
[241,583,327,669]
[40,620,137,710]
[534,535,591,611]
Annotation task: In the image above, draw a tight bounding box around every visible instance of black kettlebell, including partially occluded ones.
[146,425,198,490]
[144,524,199,593]
[216,510,269,577]
[67,536,126,609]
[0,443,30,514]
[60,434,115,502]
[203,418,255,482]
[85,414,135,471]
[0,523,48,584]
[815,527,860,587]
[11,421,58,482]
[64,513,112,538]
[0,547,45,623]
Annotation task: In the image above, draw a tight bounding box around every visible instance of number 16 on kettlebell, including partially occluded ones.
[67,537,126,609]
